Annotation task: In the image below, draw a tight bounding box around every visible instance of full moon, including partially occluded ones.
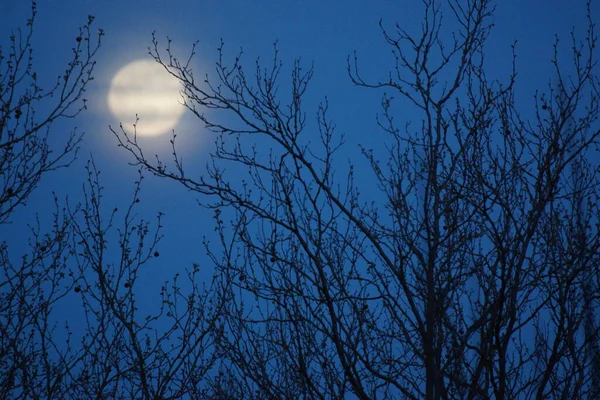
[108,60,185,137]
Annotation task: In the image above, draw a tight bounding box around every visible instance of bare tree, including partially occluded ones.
[116,0,600,398]
[63,160,222,399]
[5,0,599,398]
[0,2,102,224]
[0,4,224,398]
[1,158,222,398]
[0,2,103,397]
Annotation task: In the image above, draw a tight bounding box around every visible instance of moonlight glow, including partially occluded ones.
[108,60,184,137]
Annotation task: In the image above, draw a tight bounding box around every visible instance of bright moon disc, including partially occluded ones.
[108,60,184,137]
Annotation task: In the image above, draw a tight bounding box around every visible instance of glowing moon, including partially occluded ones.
[108,60,184,137]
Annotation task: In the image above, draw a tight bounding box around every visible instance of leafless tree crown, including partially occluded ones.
[2,0,600,399]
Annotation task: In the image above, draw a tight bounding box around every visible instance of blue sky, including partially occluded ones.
[1,0,597,335]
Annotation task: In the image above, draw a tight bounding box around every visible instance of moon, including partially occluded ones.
[108,60,185,137]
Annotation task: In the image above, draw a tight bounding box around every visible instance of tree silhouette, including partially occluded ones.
[0,3,103,398]
[2,0,600,398]
[0,3,101,224]
[116,0,600,398]
[0,4,223,397]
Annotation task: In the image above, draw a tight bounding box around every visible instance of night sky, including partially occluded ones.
[1,0,598,376]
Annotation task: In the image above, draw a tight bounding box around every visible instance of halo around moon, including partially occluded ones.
[108,60,184,137]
